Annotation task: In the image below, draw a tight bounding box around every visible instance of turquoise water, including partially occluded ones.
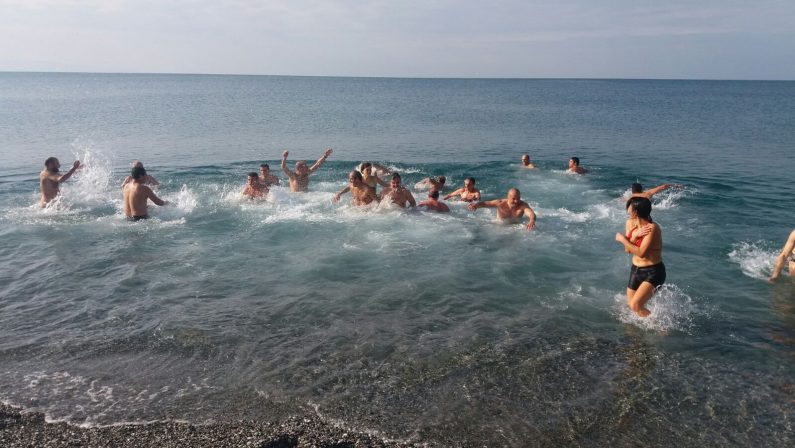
[1,74,794,446]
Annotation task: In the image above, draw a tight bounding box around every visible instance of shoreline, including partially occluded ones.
[0,403,417,448]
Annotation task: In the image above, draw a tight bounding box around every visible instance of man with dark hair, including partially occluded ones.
[468,188,536,230]
[123,166,167,220]
[628,182,676,199]
[333,170,378,206]
[568,157,588,174]
[444,177,481,202]
[259,163,280,187]
[521,154,537,169]
[418,188,450,212]
[122,161,159,188]
[380,173,416,208]
[39,157,81,206]
[242,172,268,199]
[281,148,333,192]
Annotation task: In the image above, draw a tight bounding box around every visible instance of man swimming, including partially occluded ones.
[280,148,333,192]
[521,154,537,169]
[769,229,795,282]
[333,170,378,206]
[39,157,81,206]
[380,173,416,208]
[418,189,450,213]
[568,157,588,174]
[444,177,481,202]
[242,172,268,199]
[259,163,280,187]
[122,161,159,188]
[414,176,446,191]
[468,188,536,230]
[627,182,678,199]
[123,166,167,220]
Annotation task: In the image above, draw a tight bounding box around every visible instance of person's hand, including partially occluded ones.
[332,194,340,204]
[323,148,333,158]
[467,203,478,211]
[636,224,653,238]
[615,232,626,243]
[526,221,535,231]
[282,150,289,159]
[73,160,81,170]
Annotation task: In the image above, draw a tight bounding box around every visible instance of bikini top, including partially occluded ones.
[627,227,644,247]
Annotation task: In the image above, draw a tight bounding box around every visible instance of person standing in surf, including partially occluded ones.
[39,156,81,206]
[258,163,280,187]
[568,157,588,174]
[380,173,416,208]
[444,177,481,202]
[242,172,268,199]
[123,166,167,220]
[358,162,389,196]
[332,170,378,206]
[615,197,665,317]
[769,229,795,282]
[280,148,333,192]
[468,188,536,230]
[520,154,537,169]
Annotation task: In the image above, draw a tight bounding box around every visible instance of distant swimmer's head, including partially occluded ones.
[626,196,653,221]
[348,170,363,185]
[131,166,147,181]
[390,173,402,188]
[295,160,308,175]
[437,176,446,185]
[429,189,440,200]
[44,157,60,172]
[507,188,521,206]
[569,157,580,168]
[464,177,476,190]
[631,182,643,194]
[260,163,270,175]
[521,154,530,164]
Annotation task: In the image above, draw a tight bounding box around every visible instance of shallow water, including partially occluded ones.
[1,74,794,446]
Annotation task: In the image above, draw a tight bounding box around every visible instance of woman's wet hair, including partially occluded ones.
[626,196,653,221]
[631,182,643,193]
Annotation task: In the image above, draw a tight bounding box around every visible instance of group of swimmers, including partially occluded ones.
[38,152,794,318]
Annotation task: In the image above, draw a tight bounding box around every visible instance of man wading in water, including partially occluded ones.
[123,166,168,221]
[39,157,81,206]
[281,148,333,192]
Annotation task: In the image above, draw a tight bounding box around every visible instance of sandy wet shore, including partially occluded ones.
[0,403,417,448]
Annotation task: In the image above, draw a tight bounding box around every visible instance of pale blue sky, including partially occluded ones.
[2,0,794,79]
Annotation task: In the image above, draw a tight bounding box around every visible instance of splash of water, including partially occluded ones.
[614,284,704,333]
[728,241,777,280]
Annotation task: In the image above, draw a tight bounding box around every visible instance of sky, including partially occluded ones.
[1,0,794,79]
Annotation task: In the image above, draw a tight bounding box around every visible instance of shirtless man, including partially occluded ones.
[39,157,81,206]
[122,161,159,188]
[468,188,536,230]
[123,166,167,220]
[415,176,446,191]
[521,154,537,169]
[281,148,333,192]
[332,171,378,206]
[568,157,588,174]
[444,177,481,202]
[242,172,268,199]
[418,189,450,213]
[259,164,280,187]
[769,229,795,282]
[380,173,416,208]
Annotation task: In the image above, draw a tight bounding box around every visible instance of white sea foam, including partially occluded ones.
[728,241,777,280]
[613,284,703,333]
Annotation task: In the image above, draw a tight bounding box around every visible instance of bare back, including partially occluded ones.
[123,182,164,217]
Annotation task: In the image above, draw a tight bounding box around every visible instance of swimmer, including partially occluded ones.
[415,176,446,191]
[242,172,268,199]
[568,157,588,174]
[123,166,167,220]
[359,162,389,195]
[769,229,795,282]
[358,161,391,177]
[444,177,481,202]
[122,161,159,188]
[615,197,665,317]
[468,188,536,230]
[259,163,280,187]
[39,157,81,206]
[521,154,537,169]
[627,182,680,200]
[280,148,333,192]
[380,173,416,208]
[333,170,378,206]
[418,189,450,213]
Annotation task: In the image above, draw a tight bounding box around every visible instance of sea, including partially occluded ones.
[0,73,793,446]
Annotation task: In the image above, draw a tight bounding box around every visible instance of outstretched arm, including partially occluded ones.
[468,199,501,211]
[524,206,536,230]
[58,161,81,183]
[309,148,333,173]
[332,185,351,203]
[444,188,463,200]
[371,162,391,176]
[281,150,296,178]
[645,184,671,197]
[770,230,795,281]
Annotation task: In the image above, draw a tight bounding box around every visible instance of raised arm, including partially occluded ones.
[281,150,296,178]
[308,148,333,173]
[371,162,391,176]
[769,230,795,281]
[58,161,81,183]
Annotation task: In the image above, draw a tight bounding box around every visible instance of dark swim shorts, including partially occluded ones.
[127,215,149,222]
[627,262,666,290]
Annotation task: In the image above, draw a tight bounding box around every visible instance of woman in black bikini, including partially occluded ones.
[615,197,665,317]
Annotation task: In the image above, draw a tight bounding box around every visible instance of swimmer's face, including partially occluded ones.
[361,165,372,176]
[47,159,61,171]
[464,180,474,190]
[260,167,269,176]
[247,176,258,186]
[296,162,308,175]
[521,155,529,164]
[390,177,401,189]
[568,159,575,169]
[627,204,638,218]
[507,191,520,207]
[348,174,361,185]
